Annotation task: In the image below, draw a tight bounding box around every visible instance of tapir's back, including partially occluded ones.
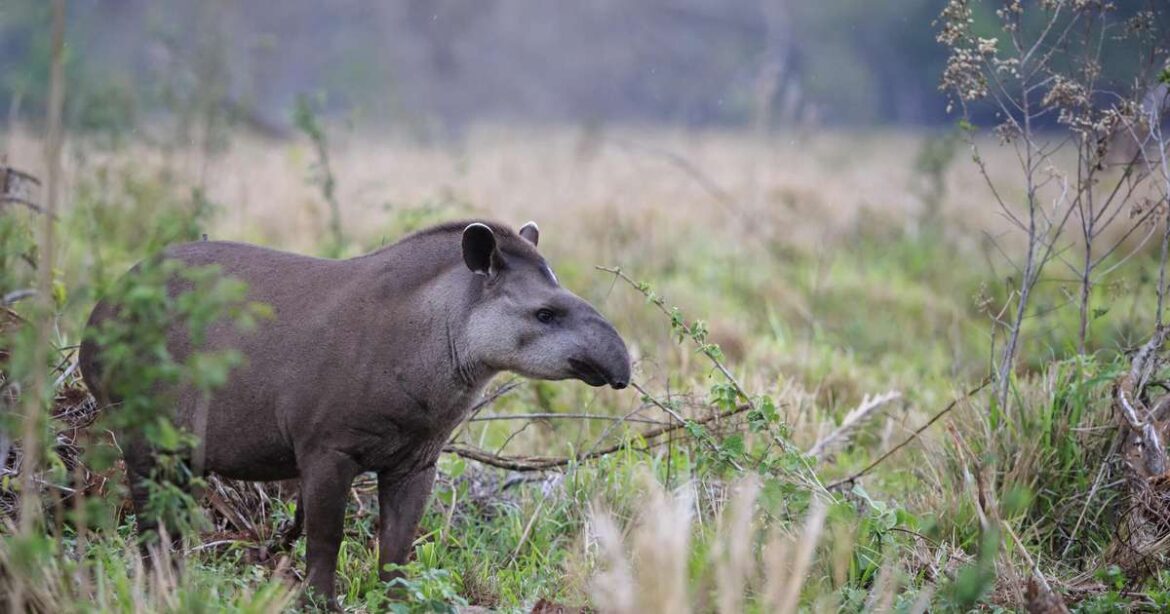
[79,240,366,480]
[81,241,339,398]
[156,240,359,392]
[163,240,341,304]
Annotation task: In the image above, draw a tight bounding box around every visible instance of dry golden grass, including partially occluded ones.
[5,125,1011,253]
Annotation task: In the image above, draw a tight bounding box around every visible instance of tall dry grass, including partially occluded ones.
[583,473,904,614]
[5,125,1016,254]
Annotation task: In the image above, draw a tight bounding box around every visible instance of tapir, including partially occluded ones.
[78,220,631,604]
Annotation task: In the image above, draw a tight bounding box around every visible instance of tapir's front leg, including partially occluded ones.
[301,451,359,608]
[377,464,437,583]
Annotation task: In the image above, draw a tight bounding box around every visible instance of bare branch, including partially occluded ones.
[466,379,523,420]
[468,412,668,426]
[596,265,757,414]
[444,403,753,472]
[826,380,991,491]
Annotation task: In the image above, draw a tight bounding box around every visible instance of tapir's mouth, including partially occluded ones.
[568,358,611,387]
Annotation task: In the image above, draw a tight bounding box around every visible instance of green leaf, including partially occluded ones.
[684,420,709,443]
[153,418,182,451]
[747,408,768,432]
[445,456,466,480]
[51,277,67,308]
[721,434,745,458]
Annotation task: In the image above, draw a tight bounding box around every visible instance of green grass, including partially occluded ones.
[3,131,1170,612]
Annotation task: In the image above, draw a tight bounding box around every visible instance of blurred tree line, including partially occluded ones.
[0,0,1162,135]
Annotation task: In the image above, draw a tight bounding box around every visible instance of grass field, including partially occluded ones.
[3,123,1169,612]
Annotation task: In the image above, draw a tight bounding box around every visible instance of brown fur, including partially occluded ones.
[79,220,630,605]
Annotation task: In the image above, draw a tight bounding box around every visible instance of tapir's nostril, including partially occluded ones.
[610,380,628,390]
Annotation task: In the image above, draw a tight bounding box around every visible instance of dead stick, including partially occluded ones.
[631,380,687,424]
[468,413,668,425]
[445,403,752,472]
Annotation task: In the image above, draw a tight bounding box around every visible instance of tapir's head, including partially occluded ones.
[459,221,631,389]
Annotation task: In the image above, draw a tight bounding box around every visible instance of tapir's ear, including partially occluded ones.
[462,223,501,276]
[518,221,540,246]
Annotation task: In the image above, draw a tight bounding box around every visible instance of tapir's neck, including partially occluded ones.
[443,311,492,389]
[399,263,497,409]
[352,241,499,425]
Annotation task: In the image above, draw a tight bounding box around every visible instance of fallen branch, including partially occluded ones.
[468,413,668,425]
[1106,326,1170,576]
[445,403,752,472]
[1130,325,1168,397]
[826,380,990,491]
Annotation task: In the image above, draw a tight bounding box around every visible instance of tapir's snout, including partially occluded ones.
[569,315,631,390]
[606,345,631,390]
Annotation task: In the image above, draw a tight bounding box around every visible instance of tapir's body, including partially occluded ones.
[79,220,631,605]
[109,236,496,484]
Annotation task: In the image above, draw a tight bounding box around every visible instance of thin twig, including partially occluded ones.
[597,265,756,413]
[466,379,523,420]
[581,388,669,458]
[444,403,752,472]
[826,380,991,490]
[631,380,687,424]
[1061,434,1121,559]
[468,412,668,425]
[632,379,745,472]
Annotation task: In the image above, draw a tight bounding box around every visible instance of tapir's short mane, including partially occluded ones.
[396,219,544,262]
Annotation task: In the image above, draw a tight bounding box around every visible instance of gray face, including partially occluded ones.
[461,223,631,389]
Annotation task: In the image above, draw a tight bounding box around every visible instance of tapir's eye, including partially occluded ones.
[536,308,555,324]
